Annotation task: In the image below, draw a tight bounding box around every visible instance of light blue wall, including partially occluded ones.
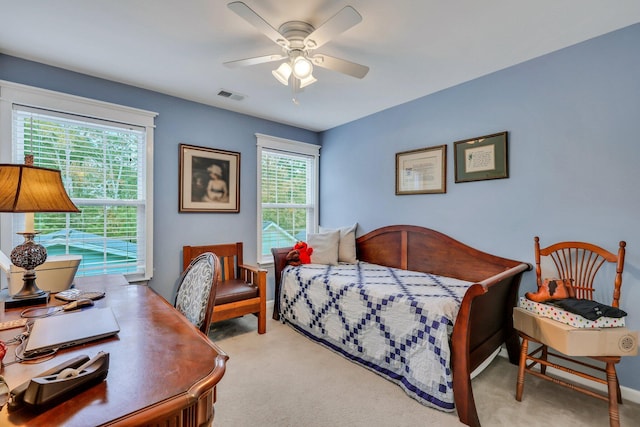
[2,22,639,391]
[0,54,319,303]
[319,24,640,390]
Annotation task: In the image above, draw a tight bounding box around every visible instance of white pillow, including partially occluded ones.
[319,223,357,263]
[307,230,340,265]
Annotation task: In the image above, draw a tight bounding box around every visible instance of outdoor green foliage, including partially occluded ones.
[261,153,307,204]
[24,117,141,241]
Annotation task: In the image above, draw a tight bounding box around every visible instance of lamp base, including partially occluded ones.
[0,288,49,309]
[8,231,49,306]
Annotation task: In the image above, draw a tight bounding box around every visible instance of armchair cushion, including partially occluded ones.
[216,279,259,305]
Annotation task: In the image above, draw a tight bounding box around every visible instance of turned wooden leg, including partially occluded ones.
[505,327,521,365]
[516,335,528,402]
[540,344,548,375]
[606,363,620,427]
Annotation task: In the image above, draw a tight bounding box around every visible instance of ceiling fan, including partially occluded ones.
[224,2,369,96]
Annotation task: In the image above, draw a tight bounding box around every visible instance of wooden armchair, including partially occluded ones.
[183,242,267,334]
[516,237,627,427]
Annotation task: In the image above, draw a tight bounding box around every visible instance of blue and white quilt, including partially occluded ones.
[279,262,473,411]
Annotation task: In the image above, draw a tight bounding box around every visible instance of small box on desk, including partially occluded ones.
[513,307,638,356]
[0,253,81,295]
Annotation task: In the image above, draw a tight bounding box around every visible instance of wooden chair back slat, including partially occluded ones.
[534,236,626,307]
[183,242,244,281]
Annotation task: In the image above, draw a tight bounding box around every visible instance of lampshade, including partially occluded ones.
[0,162,79,306]
[0,164,80,213]
[272,62,292,86]
[299,73,317,89]
[273,56,317,93]
[292,57,313,79]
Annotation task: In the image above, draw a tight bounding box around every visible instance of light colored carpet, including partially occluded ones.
[209,316,640,427]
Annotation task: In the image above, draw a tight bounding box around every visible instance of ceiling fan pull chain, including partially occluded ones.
[291,80,299,105]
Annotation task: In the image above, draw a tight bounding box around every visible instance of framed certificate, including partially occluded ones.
[396,145,446,195]
[454,131,508,183]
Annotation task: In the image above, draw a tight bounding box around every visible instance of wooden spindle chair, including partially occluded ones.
[516,236,626,427]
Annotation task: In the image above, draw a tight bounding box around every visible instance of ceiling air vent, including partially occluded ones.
[217,90,245,101]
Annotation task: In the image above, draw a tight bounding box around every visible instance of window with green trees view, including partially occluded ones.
[257,134,319,263]
[2,81,156,281]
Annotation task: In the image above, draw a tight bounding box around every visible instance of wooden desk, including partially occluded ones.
[0,275,228,426]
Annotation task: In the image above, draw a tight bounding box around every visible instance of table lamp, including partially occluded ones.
[0,155,79,308]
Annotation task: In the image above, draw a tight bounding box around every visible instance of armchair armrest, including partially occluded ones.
[238,264,267,289]
[239,264,267,274]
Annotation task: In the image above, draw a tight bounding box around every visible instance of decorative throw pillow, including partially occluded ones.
[307,230,340,265]
[319,223,357,263]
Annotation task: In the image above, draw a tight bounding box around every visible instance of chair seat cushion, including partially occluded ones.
[216,279,259,305]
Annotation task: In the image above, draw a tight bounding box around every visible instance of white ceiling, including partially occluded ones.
[1,1,639,132]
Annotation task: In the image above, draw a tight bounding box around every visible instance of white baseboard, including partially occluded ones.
[498,348,640,404]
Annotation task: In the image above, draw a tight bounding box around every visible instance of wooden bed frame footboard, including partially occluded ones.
[271,225,531,427]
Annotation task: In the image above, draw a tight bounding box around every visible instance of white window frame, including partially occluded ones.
[0,80,157,282]
[256,133,320,265]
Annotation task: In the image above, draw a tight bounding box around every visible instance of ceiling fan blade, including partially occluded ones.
[224,54,286,68]
[304,6,362,49]
[228,1,289,48]
[311,54,369,79]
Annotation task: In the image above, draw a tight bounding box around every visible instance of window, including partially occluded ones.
[256,133,319,264]
[0,81,156,281]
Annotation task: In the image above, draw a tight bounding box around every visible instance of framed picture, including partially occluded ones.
[179,143,240,213]
[454,131,508,183]
[396,144,446,195]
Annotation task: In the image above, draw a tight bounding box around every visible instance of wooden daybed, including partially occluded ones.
[271,225,531,427]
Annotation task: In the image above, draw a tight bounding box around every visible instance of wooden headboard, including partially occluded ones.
[355,225,522,282]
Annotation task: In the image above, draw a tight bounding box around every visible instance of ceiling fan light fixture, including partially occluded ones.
[292,56,313,79]
[298,73,317,89]
[272,62,292,86]
[227,2,369,97]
